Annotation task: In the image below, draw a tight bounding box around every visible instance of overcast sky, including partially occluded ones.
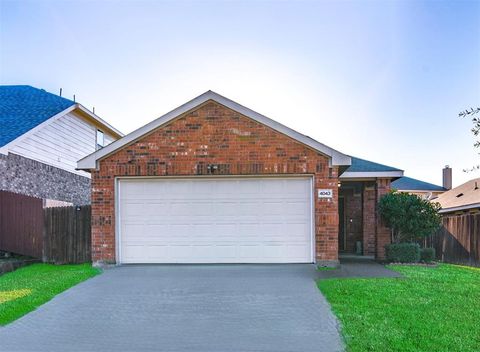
[1,0,479,186]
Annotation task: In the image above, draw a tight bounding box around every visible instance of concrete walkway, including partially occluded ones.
[317,256,403,280]
[0,265,343,352]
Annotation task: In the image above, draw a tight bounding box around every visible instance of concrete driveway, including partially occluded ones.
[0,265,343,352]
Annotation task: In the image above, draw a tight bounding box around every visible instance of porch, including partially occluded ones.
[338,179,392,260]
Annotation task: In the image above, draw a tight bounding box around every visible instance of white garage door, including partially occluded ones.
[118,177,313,263]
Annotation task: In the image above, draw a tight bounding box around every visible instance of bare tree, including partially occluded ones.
[459,107,480,172]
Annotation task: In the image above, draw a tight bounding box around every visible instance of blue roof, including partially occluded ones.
[0,85,75,147]
[392,176,445,192]
[345,156,402,173]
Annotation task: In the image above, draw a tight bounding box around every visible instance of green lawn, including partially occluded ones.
[0,263,100,325]
[318,264,480,352]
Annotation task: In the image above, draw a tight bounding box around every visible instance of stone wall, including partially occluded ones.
[0,153,90,205]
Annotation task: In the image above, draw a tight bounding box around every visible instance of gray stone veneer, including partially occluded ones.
[0,153,90,205]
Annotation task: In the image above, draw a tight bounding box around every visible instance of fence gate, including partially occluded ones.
[43,205,92,264]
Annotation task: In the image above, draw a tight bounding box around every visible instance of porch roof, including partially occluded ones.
[339,156,403,180]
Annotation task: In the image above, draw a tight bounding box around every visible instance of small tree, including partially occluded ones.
[378,191,441,243]
[459,107,480,172]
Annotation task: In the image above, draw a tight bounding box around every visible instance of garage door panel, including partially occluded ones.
[118,177,313,263]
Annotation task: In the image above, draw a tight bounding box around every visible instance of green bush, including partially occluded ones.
[378,192,441,243]
[420,247,436,263]
[385,243,420,263]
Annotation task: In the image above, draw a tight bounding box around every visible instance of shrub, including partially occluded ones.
[385,243,420,263]
[378,192,441,243]
[420,247,436,263]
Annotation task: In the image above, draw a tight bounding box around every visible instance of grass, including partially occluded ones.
[0,263,100,325]
[318,264,480,352]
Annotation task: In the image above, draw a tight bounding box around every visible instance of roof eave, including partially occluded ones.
[394,189,445,193]
[439,202,480,213]
[75,104,124,138]
[339,170,404,180]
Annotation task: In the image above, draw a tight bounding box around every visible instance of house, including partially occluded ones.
[78,91,404,266]
[391,166,450,200]
[392,176,446,200]
[0,85,122,205]
[433,177,480,214]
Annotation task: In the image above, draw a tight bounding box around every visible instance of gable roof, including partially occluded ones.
[433,178,480,213]
[0,85,123,151]
[392,176,445,192]
[0,85,75,147]
[77,90,351,170]
[339,156,403,179]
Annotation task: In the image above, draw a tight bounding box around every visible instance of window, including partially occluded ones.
[96,129,105,150]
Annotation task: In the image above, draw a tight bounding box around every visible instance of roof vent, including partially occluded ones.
[456,193,464,198]
[475,182,479,190]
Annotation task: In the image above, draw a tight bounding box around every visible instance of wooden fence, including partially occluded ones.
[0,191,43,258]
[0,191,91,263]
[426,213,480,267]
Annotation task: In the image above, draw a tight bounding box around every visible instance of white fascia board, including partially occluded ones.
[77,90,351,170]
[0,104,77,155]
[76,104,124,138]
[438,203,480,214]
[339,170,404,179]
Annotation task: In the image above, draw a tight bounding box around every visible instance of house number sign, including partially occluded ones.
[318,189,333,199]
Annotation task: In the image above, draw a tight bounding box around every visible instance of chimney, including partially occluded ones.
[443,165,452,190]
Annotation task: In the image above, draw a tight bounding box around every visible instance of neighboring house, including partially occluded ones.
[392,176,446,200]
[0,85,122,205]
[433,178,480,214]
[78,90,405,266]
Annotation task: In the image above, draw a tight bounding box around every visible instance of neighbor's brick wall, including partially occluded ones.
[0,153,90,205]
[91,101,339,264]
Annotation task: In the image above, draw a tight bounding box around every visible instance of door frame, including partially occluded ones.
[338,195,347,252]
[114,174,316,264]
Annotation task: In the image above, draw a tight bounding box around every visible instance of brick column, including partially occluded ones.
[314,166,340,267]
[375,178,391,260]
[362,183,376,256]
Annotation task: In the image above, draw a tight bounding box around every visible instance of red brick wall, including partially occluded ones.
[360,179,392,258]
[362,183,376,256]
[91,101,339,264]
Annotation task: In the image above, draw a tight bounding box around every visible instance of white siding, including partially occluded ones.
[9,111,116,177]
[104,133,116,146]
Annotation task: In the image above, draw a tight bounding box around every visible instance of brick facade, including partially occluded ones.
[91,101,339,265]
